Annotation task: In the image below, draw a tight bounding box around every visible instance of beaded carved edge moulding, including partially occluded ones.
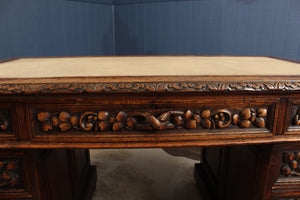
[0,81,300,94]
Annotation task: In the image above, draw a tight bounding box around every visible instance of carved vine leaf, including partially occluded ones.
[37,108,267,133]
[0,160,20,188]
[281,152,300,177]
[0,81,300,94]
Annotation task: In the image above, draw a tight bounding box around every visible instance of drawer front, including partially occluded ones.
[33,106,270,134]
[27,95,279,145]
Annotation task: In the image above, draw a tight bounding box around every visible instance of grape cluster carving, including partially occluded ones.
[37,111,78,132]
[37,108,267,132]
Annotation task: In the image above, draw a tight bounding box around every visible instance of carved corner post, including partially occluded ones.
[194,145,274,200]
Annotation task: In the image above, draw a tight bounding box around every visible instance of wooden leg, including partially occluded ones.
[194,145,273,200]
[0,149,96,200]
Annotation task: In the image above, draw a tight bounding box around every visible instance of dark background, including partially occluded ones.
[0,0,299,60]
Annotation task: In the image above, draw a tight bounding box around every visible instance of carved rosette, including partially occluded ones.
[0,160,20,188]
[37,108,267,133]
[281,152,300,177]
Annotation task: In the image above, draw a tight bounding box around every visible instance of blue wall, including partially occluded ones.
[114,0,300,61]
[0,0,114,60]
[1,0,300,61]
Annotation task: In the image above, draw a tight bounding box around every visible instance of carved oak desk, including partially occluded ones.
[0,56,300,200]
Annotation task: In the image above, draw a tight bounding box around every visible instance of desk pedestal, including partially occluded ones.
[194,144,300,200]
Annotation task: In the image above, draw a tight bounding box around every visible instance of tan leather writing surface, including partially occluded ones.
[0,56,299,79]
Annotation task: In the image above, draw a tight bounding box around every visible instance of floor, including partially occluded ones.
[90,148,202,200]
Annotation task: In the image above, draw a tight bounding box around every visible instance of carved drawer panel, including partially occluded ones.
[287,105,300,134]
[0,159,22,191]
[27,95,278,144]
[0,105,15,140]
[286,99,300,134]
[272,145,300,199]
[35,108,268,133]
[281,152,300,177]
[0,151,33,200]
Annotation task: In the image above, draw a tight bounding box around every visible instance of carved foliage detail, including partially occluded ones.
[0,160,20,188]
[37,108,267,132]
[281,152,300,177]
[1,81,300,94]
[37,111,78,132]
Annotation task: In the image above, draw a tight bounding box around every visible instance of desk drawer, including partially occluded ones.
[26,94,279,146]
[33,106,270,134]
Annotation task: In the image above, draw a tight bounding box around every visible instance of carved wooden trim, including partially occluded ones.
[281,152,300,177]
[0,160,20,188]
[0,81,300,94]
[37,108,267,133]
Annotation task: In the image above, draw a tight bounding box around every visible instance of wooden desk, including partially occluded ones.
[0,56,300,200]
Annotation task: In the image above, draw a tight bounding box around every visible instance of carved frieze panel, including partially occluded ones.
[0,159,21,189]
[36,107,268,133]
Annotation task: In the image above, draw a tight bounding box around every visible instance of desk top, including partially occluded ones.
[0,56,299,78]
[0,56,300,94]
